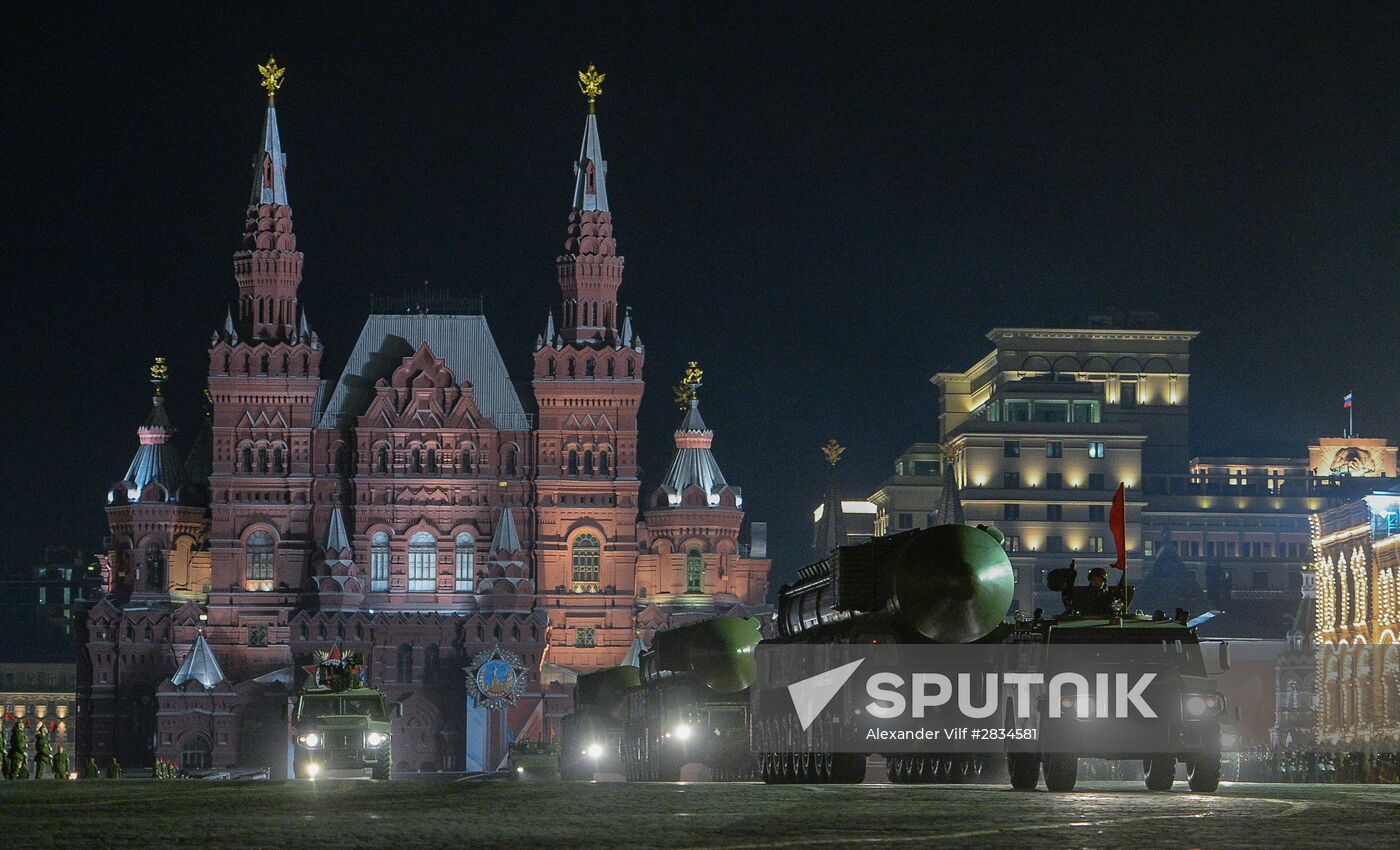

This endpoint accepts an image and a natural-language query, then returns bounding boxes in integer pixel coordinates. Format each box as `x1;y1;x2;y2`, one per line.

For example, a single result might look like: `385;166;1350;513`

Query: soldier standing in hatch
1081;567;1115;616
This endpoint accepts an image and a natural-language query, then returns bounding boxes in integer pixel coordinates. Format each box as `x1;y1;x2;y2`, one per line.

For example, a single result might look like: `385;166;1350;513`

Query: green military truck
560;665;641;780
1004;569;1233;793
293;650;396;780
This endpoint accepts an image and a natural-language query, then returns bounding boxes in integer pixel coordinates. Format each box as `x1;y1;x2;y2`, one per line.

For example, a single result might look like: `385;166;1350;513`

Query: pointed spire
298;309;311;340
223;307;237;341
816;441;848;555
252;58;289;207
489;506;524;559
171;634;226;689
325;504;351;553
621;307;634;347
544;311;556;343
621;633;646;667
117;359;186;503
572;113;609;213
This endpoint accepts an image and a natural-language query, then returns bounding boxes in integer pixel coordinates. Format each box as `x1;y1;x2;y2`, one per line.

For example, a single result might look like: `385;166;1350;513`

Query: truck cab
293;688;395;780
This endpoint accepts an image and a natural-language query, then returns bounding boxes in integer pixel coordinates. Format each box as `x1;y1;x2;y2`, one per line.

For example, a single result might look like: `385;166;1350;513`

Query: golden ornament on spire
258;56;286;102
150;356;170;397
578;64;605;113
822;439;846;466
673;361;703;410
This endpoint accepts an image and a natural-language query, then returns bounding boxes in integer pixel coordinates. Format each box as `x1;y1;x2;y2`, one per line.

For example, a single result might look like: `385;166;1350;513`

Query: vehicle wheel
1008;752;1040;790
1144;754;1176;791
1043;753;1078;792
372;757;392;781
1187;752;1221;793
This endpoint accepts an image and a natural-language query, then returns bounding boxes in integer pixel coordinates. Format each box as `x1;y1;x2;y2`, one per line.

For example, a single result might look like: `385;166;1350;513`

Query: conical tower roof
489;506;525;566
659;399;733;506
119;382;186;503
171;634;226;689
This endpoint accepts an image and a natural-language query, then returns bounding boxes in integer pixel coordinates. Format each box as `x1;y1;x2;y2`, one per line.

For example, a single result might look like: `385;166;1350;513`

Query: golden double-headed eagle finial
150;356;170;397
673;360;703;410
578;64;605;113
822;439;846;466
258;56;286;102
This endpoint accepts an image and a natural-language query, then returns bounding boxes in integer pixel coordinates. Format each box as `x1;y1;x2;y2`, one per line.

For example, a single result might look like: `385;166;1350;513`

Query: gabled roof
318;314;528;430
171;634;226;689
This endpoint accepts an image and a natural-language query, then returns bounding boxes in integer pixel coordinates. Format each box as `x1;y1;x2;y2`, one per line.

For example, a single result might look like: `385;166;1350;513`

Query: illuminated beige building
868;443;945;537
928;326;1194;611
1311;492;1400;760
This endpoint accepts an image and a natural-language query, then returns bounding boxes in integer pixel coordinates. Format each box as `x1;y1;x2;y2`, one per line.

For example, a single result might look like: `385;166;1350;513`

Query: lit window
1088;441;1106;459
1004;535;1021;552
246;531;274;590
1087;536;1105;553
686;549;703;593
574;627;596;648
370;532;390;592
454;532;474;592
1046;441;1063;458
571;534;601;593
408;532;436;592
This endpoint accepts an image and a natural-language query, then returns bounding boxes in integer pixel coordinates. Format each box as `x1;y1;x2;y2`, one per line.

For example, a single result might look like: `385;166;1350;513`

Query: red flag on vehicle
1110;482;1127;571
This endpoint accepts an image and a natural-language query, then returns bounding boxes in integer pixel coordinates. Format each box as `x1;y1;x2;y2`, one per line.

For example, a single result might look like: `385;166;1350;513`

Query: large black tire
1043;753;1078;792
372;754;392;781
1008;752;1040;790
1144;754;1176;791
1187;752;1221;793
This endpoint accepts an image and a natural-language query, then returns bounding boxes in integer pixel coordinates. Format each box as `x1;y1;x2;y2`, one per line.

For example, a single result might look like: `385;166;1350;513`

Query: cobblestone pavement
2;779;1396;849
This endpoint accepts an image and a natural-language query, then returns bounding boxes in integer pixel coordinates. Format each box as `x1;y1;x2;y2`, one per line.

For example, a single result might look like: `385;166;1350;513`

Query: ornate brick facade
82;70;771;776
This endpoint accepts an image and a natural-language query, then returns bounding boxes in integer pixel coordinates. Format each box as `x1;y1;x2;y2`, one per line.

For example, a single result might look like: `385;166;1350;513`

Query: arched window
571;533;601;593
460;448;474;475
396;644;414;683
258;448;269;474
584;450;594;476
370;532;390;592
144;543;165;590
547;357;556;377
259;354;269;375
408;532;436;592
377;446;389;473
246;531;275;591
599;451;610;476
411;448;422;473
504;447;517;476
627;359;635;377
333;446;348;474
424;643;440;683
567;358;576;377
606;358;615;377
181;737;212;771
242;447;253;473
426;448;438;474
272;446;284;474
585;359;596;377
455;532;474;592
567;450;579;476
686;549;703;593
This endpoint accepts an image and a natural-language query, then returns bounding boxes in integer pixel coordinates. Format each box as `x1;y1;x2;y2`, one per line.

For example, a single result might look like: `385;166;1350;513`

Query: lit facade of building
0;661;78;765
868;443;945;537
81;69;770;776
1311;492;1400;759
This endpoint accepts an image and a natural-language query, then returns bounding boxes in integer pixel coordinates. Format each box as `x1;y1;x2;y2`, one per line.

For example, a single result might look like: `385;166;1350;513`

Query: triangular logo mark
788;658;864;731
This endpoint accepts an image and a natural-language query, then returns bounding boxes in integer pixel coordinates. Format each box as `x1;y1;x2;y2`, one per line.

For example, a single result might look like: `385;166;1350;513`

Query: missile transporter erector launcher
755;524;1017;784
559;665;641;780
619;616;764;781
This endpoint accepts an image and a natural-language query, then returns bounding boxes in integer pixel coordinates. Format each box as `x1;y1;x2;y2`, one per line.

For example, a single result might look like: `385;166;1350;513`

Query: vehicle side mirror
1218;641;1232;673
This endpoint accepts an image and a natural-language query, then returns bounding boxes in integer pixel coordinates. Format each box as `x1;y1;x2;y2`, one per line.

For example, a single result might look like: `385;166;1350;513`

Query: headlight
306;763;320;779
674;724;693;741
586;743;604;759
1220;731;1239;749
366;732;385;747
1182;692;1223;718
300;733;321;749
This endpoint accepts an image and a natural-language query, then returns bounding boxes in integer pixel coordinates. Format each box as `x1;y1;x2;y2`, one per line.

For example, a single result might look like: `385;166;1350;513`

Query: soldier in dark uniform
1080;567;1115;616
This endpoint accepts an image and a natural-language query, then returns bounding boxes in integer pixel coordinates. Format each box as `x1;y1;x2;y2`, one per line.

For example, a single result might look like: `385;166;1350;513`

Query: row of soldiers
3;720;74;779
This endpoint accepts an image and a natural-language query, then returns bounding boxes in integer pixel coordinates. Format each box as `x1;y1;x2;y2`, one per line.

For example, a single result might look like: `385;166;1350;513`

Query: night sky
5;3;1397;583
